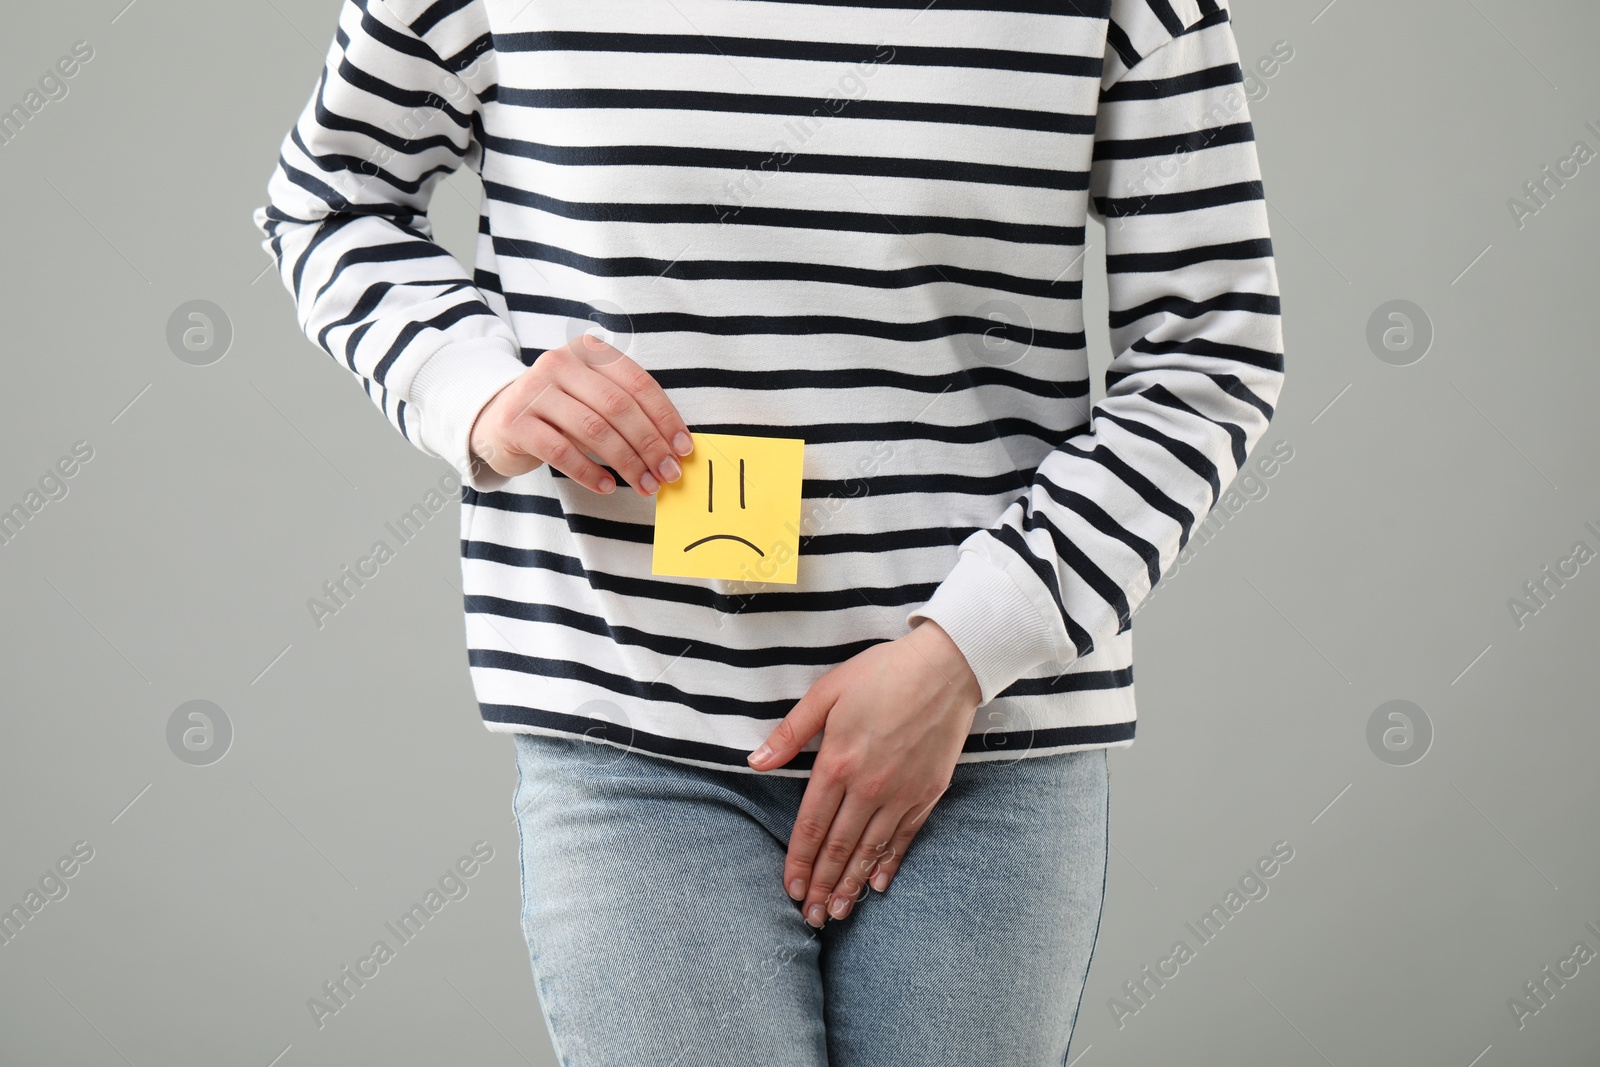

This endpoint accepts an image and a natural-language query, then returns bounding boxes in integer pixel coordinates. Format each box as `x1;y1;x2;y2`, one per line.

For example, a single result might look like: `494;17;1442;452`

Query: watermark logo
962;298;1034;368
0;439;94;549
0;841;95;949
972;701;1041;767
0;40;94;149
574;698;638;768
1108;840;1296;1029
1507;120;1600;231
167;699;233;766
1507;920;1600;1030
1366;699;1431;766
716;41;897;222
306;471;464;630
1506;521;1600;630
306;841;495;1029
564;299;635;360
1365;299;1432;367
1240;40;1296;104
1108;41;1291;226
1135;438;1294;616
166;300;233;366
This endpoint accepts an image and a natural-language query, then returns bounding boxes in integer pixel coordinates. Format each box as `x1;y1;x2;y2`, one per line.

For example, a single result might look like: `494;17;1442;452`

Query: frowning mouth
683;534;764;556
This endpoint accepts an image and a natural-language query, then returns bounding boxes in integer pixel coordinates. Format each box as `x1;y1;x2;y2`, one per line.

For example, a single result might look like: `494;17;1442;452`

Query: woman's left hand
746;620;982;927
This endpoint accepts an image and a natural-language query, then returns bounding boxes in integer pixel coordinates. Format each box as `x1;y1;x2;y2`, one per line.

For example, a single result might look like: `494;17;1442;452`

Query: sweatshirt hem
479;701;1136;778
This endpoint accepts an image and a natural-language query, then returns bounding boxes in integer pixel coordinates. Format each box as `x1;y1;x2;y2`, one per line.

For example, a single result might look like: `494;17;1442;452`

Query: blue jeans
511;732;1110;1066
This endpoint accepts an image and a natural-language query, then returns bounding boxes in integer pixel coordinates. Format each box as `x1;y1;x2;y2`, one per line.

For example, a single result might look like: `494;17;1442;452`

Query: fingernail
871;870;889;893
598;476;616;494
806;903;826;926
747;743;772;767
640;472;660;494
659;456;681;483
673;432;694;456
788;878;805;900
829;896;849;918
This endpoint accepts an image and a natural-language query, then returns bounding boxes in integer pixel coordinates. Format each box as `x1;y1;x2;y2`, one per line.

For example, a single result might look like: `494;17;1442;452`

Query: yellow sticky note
651;432;805;585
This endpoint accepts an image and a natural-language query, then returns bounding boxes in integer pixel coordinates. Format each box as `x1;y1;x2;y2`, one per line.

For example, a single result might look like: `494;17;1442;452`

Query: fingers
785;768;845;926
581;342;695;460
468;380;548;482
748;678;834;773
560;357;689;492
513;412;617;495
799;784;878;927
755;679;838;921
535;386;663;496
827;806;903;921
471;336;694;495
868;794;940;894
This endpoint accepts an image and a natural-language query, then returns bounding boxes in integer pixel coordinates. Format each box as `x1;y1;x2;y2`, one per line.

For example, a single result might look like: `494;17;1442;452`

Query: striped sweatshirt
253;0;1284;775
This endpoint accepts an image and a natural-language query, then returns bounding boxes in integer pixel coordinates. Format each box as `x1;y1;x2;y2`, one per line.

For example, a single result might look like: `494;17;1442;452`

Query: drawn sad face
651;432;805;585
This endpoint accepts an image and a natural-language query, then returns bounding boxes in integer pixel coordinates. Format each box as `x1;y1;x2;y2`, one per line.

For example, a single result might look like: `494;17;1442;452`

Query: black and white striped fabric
254;0;1284;774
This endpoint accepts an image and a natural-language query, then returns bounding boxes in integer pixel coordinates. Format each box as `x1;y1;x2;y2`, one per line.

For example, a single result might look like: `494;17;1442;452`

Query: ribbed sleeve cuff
905;549;1069;706
409;337;529;493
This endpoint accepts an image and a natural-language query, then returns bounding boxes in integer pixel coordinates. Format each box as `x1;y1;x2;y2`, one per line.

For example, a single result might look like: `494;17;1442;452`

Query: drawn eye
706;459;748;511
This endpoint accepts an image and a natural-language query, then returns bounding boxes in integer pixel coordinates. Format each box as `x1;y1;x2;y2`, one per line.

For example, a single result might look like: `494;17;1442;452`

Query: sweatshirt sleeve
907;0;1286;705
250;0;528;492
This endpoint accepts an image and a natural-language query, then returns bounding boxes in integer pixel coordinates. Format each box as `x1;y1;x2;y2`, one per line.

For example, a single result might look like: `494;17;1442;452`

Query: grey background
2;0;1597;1064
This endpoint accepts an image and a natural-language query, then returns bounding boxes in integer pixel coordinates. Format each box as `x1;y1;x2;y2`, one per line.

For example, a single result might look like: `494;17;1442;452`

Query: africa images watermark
327;36;495;205
306;841;495;1029
1107;840;1296;1030
0;440;95;549
1133;438;1294;617
1506;918;1600;1031
1506;115;1600;231
1238;40;1295;105
0;841;96;949
306;470;465;629
735;439;894;585
716;40;897;223
1504;518;1600;631
707;438;897;628
0;40;95;148
1108;40;1294;228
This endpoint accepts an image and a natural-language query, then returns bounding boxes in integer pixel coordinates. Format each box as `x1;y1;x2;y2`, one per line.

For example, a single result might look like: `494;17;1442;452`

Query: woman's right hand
467;333;694;495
